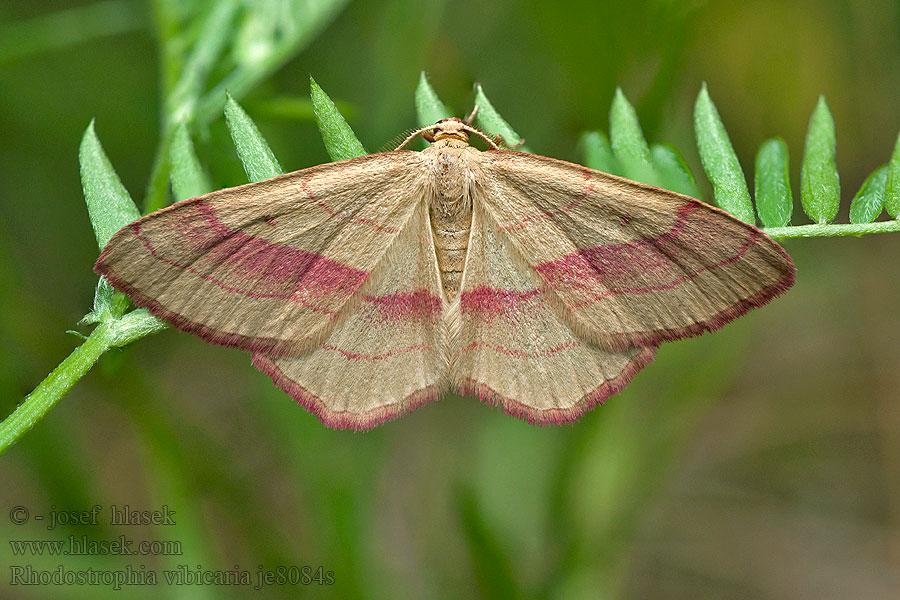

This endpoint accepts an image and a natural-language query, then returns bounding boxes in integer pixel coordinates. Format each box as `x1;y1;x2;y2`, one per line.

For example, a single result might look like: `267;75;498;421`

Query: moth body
424;140;479;300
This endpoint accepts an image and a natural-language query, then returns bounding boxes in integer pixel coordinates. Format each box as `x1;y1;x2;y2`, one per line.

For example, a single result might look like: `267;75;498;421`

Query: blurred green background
2;0;900;598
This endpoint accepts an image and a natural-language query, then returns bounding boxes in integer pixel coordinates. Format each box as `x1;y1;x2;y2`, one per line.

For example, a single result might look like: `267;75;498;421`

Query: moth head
423;118;468;143
394;118;500;151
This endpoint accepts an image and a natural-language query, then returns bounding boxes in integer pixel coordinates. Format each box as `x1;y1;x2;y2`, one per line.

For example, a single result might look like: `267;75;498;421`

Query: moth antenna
459;124;500;150
381;129;419;153
394;126;434;150
464;105;479;125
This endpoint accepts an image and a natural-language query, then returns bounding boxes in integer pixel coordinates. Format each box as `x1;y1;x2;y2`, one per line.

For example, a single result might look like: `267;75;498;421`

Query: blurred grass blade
473;84;530;152
754;138;793;228
416;72;452;127
79;120;142;249
194;0;351;127
610;88;661;187
800;96;840;223
651;143;701;198
170;122;212;202
849;165;888;224
0;0;144;65
167;0;239;121
310;76;367;161
456;485;523;600
693;83;755;224
578;131;622;175
885;129;900;218
225;93;283;182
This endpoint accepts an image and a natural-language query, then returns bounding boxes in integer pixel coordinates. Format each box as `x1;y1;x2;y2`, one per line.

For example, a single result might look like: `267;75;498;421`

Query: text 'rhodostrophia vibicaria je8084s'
96;118;795;429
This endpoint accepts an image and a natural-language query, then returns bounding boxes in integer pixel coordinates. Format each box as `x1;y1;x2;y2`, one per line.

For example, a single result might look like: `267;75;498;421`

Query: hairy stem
765;219;900;239
0;324;111;455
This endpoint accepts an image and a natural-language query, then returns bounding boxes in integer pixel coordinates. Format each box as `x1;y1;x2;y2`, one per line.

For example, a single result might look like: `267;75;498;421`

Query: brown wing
95;151;427;357
252;202;448;429
450;200;655;425
475;151;795;350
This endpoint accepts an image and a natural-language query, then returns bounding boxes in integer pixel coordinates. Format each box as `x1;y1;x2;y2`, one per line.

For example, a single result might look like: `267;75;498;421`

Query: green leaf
754;138;793;228
578;131;621;175
609;88;660;187
800;96;840;224
170;122;212;202
310;76;367;161
849;165;888;224
885;129;900;219
224;92;283;182
650;143;701;198
79;120;141;249
693;83;755;224
473;84;530;152
415;71;452;127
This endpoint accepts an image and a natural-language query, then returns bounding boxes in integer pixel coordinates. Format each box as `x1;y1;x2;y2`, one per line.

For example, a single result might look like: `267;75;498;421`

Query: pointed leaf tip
224;94;283;182
415;72;452;127
310;78;367;161
472;85;529;152
800;96;840;224
693;85;755;224
79;121;141;250
609;90;661;187
170;122;212;202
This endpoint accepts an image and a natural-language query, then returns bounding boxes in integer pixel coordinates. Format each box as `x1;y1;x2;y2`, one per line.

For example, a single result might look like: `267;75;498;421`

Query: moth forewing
475;151;795;350
96;152;428;358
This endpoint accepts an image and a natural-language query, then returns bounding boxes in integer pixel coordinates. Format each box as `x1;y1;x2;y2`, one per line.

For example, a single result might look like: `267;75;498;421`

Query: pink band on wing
363;290;442;322
534;203;759;306
138;201;369;302
460;286;542;319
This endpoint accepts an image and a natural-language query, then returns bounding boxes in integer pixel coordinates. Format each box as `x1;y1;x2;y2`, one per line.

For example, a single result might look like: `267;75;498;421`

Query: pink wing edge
252;345;656;430
250;354;446;431
459;346;658;427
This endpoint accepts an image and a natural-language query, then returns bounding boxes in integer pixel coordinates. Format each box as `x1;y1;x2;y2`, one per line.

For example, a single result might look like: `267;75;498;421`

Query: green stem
0;324;111;455
764;219;900;239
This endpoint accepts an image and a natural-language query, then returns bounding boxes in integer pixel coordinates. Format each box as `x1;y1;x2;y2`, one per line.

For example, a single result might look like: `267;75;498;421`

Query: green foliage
473;84;529;151
224;92;284;182
311;76;367;161
800;96;840;224
849;165;889;225
79;121;142;250
884;130;900;218
169;122;213;202
610;88;661;187
754;138;793;228
578;131;621;175
650;143;700;199
693;83;755;224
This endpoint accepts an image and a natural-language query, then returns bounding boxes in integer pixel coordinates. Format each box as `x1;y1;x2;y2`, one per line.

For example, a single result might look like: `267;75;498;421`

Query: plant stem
764;219;900;239
0;324;111;455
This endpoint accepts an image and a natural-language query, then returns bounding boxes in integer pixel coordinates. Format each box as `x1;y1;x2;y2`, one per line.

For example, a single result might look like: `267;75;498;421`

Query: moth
95;118;795;429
